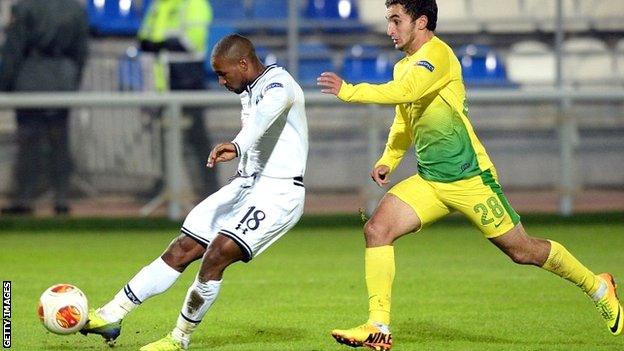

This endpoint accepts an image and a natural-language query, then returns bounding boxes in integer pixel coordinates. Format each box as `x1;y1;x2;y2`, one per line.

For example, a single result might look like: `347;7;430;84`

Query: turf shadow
192;325;309;349
395;319;515;344
394;319;623;348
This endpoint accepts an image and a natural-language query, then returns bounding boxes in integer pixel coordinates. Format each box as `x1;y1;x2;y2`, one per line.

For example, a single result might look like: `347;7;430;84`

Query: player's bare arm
317;72;344;95
371;164;391;187
207;142;237;168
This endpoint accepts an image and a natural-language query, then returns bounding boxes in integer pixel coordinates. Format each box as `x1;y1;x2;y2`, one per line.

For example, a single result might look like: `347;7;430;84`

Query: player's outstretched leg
79;308;122;346
493;227;623;336
593;273;623;336
80;257;182;345
331;323;392;351
142;233;242;349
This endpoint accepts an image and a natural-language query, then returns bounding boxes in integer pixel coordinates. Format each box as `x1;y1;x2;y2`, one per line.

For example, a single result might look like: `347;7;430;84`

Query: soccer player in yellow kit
317;1;622;350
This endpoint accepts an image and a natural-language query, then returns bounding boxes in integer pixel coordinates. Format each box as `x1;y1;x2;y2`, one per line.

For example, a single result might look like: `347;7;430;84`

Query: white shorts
181;174;305;262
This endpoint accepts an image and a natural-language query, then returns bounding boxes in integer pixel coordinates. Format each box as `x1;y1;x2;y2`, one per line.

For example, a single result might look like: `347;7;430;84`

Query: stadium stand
297;41;336;87
434;0;479;33
506;40;556;87
357;0;387;33
2;0;624;214
523;0;586;32
562;37;616;87
617;39;624;85
358;0;624;34
204;25;237;88
472;0;535;33
456;44;514;88
342;44;394;84
254;46;281;66
577;0;624;31
302;0;365;33
251;0;288;20
87;0;151;36
211;0;247;22
303;0;359;20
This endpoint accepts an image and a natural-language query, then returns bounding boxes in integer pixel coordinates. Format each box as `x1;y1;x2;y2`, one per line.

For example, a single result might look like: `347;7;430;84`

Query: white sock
99;257;181;323
591;280;608;302
171;278;222;347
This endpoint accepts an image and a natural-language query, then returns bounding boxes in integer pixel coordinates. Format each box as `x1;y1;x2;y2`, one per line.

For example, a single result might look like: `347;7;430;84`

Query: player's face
385;4;418;52
212;56;248;94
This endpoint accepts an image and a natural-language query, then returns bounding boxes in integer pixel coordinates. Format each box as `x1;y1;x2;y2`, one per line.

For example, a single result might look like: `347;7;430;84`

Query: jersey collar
247;64;277;93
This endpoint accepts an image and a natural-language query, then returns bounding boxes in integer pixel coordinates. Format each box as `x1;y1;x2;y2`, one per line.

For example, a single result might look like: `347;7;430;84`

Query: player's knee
364;220;392;245
197;247;234;282
162;236;204;272
505;247;540;266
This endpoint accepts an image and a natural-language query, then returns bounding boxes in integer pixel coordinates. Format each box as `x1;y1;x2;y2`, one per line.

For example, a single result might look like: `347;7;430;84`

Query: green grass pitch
3;215;624;350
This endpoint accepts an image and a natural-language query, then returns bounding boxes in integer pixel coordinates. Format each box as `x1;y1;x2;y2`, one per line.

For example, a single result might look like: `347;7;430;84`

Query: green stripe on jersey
480;169;521;225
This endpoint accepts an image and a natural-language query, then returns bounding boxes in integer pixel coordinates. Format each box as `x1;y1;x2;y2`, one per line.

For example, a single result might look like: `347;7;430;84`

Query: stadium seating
251;0;289;19
302;0;365;33
87;0;151;36
472;0;535;33
616;39;624;84
577;0;624;31
297;41;336;87
246;0;290;34
506;40;556;86
456;44;515;88
254;46;281;66
435;0;480;33
562;37;615;86
303;0;359;20
204;25;236;88
358;0;624;34
211;0;247;22
357;0;386;33
342;45;394;84
526;0;591;32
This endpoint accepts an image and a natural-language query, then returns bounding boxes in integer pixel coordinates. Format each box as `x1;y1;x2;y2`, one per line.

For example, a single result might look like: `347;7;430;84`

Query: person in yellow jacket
139;0;219;197
317;1;623;350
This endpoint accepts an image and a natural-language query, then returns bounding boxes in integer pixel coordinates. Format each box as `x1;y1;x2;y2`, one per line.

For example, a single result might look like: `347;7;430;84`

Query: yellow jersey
337;36;493;182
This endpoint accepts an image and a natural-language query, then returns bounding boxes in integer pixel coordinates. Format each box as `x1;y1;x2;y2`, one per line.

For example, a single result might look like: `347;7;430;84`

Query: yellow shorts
388;168;520;238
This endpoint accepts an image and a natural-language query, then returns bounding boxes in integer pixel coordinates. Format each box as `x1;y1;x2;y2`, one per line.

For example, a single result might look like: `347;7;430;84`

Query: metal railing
0;88;623;219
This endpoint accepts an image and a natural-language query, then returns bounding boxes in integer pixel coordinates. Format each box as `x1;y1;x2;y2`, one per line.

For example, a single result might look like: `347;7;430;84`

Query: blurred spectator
138;0;218;198
0;0;88;215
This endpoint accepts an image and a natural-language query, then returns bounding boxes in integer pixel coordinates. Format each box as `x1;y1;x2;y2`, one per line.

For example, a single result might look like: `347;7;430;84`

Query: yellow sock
365;246;395;326
541;240;601;295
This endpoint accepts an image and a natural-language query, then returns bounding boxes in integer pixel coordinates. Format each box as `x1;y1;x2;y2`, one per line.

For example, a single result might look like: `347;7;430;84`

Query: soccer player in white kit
80;34;308;351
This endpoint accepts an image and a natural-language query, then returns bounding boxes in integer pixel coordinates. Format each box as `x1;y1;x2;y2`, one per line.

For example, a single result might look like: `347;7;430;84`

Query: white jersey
231;64;308;178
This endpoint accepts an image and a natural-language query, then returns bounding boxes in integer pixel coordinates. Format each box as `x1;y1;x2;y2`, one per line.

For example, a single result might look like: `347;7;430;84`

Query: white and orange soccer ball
37;284;89;335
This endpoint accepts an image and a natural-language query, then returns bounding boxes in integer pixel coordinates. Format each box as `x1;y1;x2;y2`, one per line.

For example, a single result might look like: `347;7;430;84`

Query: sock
171;278;222;347
541;240;601;297
99;257;181;323
365;246;395;326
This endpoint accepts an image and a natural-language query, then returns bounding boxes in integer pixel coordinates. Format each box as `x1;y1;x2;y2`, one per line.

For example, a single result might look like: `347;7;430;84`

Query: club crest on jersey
416;60;435;72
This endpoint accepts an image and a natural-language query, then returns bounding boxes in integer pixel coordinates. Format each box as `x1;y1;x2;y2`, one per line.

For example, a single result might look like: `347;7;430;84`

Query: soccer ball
37;284;89;335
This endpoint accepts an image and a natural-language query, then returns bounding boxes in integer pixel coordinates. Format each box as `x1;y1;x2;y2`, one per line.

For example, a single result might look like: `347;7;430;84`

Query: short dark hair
385;0;437;31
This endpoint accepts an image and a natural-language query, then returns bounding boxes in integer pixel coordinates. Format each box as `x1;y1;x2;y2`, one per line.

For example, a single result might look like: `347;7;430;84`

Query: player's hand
317;72;343;95
371;165;390;187
207;142;237;168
